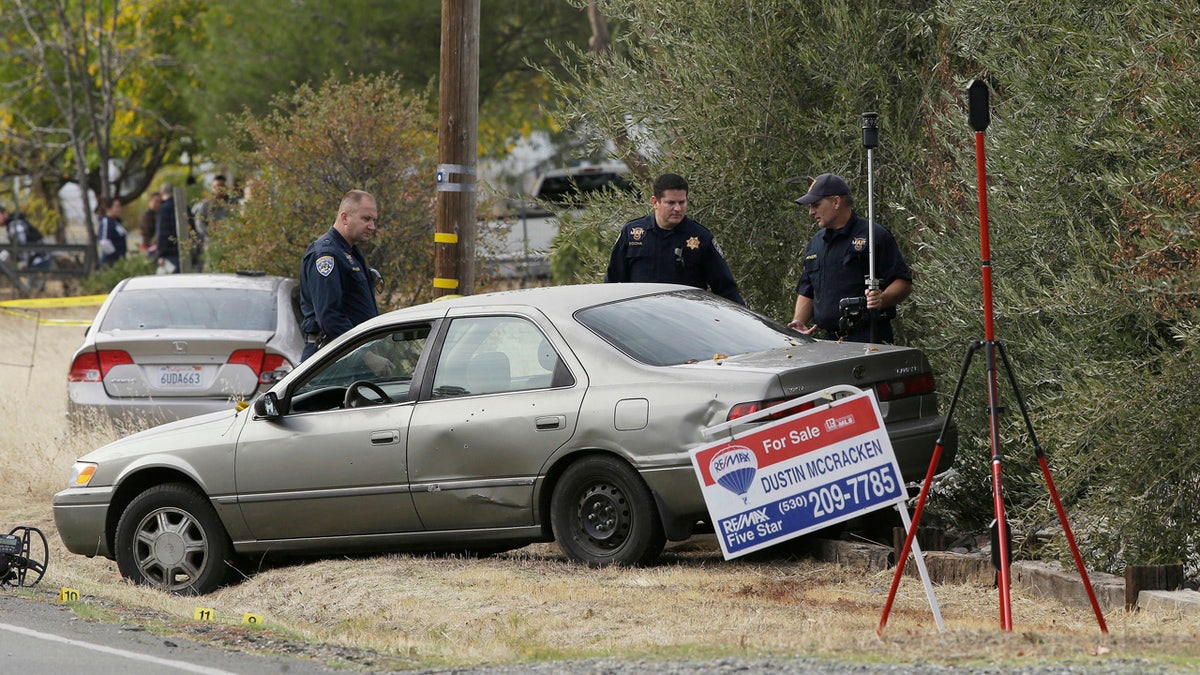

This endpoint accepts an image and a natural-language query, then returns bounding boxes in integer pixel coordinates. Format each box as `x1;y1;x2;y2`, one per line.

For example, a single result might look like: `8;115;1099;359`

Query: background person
1;204;51;270
96;197;127;267
155;183;181;273
605;173;745;305
138;191;162;256
190;174;235;271
299;189;384;363
787;173;912;343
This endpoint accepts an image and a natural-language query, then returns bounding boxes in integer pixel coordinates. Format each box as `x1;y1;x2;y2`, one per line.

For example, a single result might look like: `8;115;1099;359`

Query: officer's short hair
339;189;375;215
653;173;688;199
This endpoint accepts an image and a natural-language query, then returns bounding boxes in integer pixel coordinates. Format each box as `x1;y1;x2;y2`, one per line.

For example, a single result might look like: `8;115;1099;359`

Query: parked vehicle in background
53;283;956;594
481;161;633;280
65;272;303;428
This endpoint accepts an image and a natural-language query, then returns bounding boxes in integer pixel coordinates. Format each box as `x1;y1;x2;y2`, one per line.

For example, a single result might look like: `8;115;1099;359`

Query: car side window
289;324;430;412
430;316;565;398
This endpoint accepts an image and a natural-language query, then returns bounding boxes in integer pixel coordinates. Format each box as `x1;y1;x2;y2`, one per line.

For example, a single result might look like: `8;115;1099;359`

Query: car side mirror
253;391;282;420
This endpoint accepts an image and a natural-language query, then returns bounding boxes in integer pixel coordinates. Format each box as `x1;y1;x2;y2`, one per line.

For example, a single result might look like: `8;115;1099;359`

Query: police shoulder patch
316;255;336;277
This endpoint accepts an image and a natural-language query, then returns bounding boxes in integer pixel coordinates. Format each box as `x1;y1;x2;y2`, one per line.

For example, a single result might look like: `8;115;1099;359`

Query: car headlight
67;462;98;487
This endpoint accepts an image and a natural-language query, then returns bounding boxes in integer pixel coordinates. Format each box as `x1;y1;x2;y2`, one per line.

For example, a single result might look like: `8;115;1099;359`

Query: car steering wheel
343;380;393;409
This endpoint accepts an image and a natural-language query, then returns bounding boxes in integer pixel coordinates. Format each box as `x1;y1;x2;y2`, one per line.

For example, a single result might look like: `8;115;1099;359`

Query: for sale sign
692;389;905;559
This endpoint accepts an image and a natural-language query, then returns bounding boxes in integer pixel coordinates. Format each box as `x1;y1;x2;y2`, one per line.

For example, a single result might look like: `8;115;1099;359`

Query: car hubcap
134;507;208;591
579;483;629;549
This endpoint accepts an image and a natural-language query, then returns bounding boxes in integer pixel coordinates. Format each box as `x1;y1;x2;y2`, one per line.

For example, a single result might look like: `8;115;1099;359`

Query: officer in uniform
605;173;745;305
788;173;912;343
299;189;381;361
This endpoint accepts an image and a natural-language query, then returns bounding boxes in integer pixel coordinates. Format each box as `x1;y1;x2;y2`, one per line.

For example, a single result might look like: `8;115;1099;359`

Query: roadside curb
813;538;1198;616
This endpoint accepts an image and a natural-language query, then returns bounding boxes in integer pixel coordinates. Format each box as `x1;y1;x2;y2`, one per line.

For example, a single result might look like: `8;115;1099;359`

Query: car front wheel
114;483;233;595
550;455;666;566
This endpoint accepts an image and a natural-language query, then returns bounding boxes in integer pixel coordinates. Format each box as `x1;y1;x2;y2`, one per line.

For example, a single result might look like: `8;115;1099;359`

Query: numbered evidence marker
58;587;81;602
193;607;216;621
691;389;905;559
242;612;263;625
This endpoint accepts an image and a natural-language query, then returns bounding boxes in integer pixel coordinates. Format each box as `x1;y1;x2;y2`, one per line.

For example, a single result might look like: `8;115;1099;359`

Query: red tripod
878;80;1108;634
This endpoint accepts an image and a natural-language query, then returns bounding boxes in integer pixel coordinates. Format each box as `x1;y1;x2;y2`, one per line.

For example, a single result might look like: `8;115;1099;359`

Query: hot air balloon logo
710;445;758;504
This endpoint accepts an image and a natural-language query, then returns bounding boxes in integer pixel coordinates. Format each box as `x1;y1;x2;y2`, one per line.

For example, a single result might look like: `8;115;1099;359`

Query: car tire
550;455;666;567
114;482;233;595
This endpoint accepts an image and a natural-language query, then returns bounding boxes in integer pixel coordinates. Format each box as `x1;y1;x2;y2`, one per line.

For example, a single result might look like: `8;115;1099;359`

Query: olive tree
209;74;437;309
914;0;1200;573
547;0;1200;577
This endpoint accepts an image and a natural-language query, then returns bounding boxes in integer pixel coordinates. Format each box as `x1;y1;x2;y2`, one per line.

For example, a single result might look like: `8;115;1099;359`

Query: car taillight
227;349;265;375
228;349;293;384
68;350;133;382
875;373;936;401
260;353;293;384
727;397;815;421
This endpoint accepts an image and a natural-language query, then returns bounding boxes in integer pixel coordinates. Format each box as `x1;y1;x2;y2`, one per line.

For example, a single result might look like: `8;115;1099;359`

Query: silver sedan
52;283;956;594
65;272;303;428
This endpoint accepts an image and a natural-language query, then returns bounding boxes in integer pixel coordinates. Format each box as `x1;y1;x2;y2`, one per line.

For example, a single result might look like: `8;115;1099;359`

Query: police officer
605;173;745;305
788;173;912;343
299;189;381;361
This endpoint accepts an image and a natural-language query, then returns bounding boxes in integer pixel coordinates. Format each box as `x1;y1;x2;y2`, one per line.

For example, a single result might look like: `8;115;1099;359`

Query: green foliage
550;187;644;284
547;0;1200;577
913;1;1200;575
79;254;156;295
185;0;590;155
0;0;202;211
546;0;935;314
210;73;437;310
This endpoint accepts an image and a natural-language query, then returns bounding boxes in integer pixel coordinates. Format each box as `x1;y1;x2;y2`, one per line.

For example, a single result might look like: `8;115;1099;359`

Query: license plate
158;366;204;388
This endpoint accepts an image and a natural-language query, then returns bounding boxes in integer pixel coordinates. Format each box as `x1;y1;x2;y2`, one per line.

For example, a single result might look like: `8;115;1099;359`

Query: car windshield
575;289;809;366
100;287;277;331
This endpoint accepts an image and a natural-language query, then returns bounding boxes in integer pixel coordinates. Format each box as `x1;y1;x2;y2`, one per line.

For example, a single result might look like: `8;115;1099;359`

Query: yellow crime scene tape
0;295;106;326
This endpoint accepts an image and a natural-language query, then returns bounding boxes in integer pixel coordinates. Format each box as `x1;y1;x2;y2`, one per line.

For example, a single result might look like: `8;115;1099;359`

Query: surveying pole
861;112;880;343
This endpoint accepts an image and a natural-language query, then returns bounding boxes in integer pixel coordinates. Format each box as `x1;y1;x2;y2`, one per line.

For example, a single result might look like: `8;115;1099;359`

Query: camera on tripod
838;296;868;334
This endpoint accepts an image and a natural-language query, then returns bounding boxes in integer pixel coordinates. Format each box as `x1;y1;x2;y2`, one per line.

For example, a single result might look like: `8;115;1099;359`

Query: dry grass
3;305;1200;671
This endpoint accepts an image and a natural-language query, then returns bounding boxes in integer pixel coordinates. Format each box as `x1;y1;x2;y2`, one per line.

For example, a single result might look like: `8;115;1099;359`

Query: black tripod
878;80;1108;634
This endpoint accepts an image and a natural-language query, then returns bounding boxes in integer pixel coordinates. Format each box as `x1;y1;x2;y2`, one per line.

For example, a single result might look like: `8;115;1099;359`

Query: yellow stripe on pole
433;232;459;244
0;295;107;309
432;277;460;289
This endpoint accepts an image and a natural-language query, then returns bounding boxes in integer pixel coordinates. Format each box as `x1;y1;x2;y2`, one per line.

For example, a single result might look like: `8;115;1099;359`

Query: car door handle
535;415;565;431
371;430;400;445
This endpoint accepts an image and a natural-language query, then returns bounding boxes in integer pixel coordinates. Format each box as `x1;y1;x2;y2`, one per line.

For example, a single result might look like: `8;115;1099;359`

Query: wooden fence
0;241;96;296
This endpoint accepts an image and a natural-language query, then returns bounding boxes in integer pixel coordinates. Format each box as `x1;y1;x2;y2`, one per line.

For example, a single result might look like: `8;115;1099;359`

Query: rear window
575;289;808;366
536;172;634;207
100;287;278;331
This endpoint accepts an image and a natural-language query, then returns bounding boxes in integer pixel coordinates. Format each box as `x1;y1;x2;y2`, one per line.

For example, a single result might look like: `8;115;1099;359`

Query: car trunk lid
93;329;276;399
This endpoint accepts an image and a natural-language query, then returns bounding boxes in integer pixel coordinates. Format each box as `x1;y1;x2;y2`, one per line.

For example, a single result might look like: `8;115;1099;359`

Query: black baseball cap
794;173;850;205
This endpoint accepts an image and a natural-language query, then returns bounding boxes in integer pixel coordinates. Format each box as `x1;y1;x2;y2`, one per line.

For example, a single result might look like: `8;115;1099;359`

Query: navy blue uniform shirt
795;213;911;341
155;197;179;260
299;227;378;344
605;213;745;305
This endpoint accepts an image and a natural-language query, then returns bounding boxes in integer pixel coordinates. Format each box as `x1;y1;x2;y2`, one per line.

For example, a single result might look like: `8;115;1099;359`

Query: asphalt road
0;591;340;674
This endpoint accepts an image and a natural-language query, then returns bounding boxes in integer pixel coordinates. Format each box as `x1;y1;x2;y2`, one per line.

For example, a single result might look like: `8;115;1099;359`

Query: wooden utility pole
434;0;480;298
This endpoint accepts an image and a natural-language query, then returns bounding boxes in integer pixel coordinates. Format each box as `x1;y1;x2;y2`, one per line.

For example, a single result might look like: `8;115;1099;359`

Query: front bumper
52;486;116;559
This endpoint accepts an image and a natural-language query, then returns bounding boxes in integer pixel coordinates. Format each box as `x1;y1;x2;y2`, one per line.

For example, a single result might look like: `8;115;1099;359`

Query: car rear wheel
114;483;233;595
550;455;665;566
